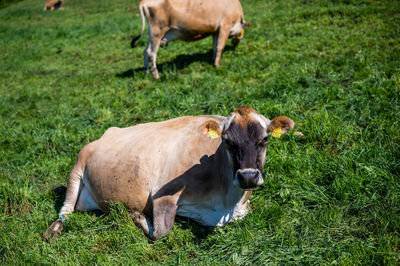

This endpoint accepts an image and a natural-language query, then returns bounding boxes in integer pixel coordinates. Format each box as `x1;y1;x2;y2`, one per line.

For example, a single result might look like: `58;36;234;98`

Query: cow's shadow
116;45;235;79
175;216;215;241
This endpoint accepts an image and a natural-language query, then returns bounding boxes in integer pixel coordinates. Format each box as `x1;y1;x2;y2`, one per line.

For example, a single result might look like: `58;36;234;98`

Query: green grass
0;0;399;264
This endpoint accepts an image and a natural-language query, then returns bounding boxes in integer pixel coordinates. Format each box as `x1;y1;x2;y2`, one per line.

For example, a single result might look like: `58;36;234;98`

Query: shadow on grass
116;45;235;79
175;216;215;242
52;186;66;212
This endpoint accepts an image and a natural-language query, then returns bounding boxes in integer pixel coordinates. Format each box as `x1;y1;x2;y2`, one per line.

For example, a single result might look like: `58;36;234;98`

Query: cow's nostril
236;169;261;189
252;171;259;180
239;169;258;179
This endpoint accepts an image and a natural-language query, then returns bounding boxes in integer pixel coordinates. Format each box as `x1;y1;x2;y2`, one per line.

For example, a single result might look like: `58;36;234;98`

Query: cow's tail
131;2;147;48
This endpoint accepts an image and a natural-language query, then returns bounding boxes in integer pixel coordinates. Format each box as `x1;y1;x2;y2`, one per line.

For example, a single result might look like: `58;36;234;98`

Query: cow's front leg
152;195;179;240
130;211;154;238
214;25;231;67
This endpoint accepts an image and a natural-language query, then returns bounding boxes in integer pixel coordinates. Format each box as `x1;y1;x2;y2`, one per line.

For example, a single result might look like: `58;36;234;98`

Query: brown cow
42;107;294;241
130;0;247;79
43;0;64;10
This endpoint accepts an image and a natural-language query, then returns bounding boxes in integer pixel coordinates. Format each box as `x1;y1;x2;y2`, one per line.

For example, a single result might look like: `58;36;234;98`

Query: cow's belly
83;153;153;214
176;199;249;227
163;29;212;43
75;182;101;212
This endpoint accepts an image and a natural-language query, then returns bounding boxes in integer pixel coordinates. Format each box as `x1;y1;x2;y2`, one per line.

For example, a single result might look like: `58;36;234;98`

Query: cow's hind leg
147;32;164;79
143;6;168;79
42;168;82;241
42;143;94;241
143;41;150;72
143;30;165;79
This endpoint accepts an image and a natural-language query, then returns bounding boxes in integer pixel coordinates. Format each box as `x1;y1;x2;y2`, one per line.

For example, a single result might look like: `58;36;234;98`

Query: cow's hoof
42;219;64;242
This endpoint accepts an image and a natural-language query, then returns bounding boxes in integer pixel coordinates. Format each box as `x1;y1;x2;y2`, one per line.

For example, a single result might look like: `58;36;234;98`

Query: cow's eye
224;138;237;150
258;136;269;146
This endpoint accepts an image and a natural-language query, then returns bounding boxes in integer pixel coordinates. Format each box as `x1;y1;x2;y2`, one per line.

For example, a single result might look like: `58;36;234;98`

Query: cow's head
231;21;251;47
220;107;294;190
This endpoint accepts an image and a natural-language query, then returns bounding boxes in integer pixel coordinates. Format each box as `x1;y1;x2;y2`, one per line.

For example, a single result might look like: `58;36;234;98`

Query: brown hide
85;116;226;215
43;0;64;10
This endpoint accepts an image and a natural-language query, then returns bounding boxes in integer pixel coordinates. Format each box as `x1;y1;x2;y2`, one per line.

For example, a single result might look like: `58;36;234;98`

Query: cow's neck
176;143;251;227
215;143;250;210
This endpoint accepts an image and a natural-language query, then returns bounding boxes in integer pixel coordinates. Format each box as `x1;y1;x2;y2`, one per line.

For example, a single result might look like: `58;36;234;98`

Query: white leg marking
59;169;82;215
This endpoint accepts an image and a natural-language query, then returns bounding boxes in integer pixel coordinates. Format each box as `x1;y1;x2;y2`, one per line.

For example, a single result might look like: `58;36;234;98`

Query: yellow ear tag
208;129;220;139
241;28;245;37
271;127;282;138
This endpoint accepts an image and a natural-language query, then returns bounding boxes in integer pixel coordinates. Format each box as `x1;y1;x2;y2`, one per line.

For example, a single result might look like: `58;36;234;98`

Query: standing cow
43;0;64;10
42;107;294;241
131;0;248;79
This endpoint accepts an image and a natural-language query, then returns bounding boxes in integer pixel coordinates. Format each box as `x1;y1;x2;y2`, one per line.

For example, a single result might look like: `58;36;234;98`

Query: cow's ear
267;116;294;138
199;120;222;139
244;21;252;27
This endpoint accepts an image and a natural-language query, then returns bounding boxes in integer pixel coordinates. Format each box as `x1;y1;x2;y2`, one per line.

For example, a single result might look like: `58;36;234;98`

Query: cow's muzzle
233;168;264;190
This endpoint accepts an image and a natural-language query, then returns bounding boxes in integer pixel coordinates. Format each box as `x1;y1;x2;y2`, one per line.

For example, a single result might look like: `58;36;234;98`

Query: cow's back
83;115;224;214
144;0;243;33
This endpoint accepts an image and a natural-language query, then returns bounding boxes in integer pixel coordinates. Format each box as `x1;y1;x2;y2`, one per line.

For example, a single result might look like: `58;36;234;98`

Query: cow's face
221;107;294;190
230;21;251;46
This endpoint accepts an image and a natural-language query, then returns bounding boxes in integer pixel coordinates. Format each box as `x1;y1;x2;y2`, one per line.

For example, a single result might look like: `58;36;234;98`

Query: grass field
0;0;399;264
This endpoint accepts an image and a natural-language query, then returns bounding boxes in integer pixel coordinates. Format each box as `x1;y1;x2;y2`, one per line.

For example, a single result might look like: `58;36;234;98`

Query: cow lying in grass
43;107;294;241
43;0;64;10
131;0;249;79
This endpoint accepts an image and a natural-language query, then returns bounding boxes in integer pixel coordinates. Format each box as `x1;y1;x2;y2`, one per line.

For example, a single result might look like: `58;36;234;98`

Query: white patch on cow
229;21;242;36
177;198;249;226
251;113;267;129
257;176;264;186
177;173;250;227
75;177;101;212
222;113;236;132
161;29;181;46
